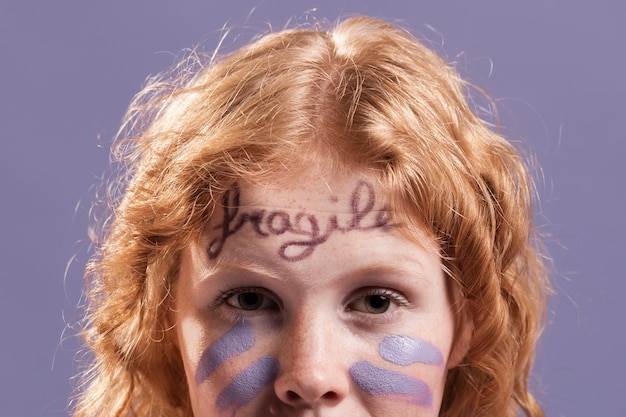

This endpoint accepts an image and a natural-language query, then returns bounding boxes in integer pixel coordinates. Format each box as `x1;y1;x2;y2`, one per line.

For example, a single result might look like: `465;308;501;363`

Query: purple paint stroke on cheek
379;335;444;366
216;356;280;412
195;319;254;385
349;361;432;407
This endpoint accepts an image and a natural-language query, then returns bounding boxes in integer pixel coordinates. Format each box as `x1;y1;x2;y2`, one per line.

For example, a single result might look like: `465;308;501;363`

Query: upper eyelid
214;287;281;309
213;286;411;312
218;285;409;299
345;286;411;307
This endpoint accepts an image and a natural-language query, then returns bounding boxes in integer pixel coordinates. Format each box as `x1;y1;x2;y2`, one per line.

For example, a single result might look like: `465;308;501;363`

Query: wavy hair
74;15;548;417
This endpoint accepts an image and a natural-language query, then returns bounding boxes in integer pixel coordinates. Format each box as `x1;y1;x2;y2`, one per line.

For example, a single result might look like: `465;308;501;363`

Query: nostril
286;389;339;404
321;391;339;401
286;390;301;401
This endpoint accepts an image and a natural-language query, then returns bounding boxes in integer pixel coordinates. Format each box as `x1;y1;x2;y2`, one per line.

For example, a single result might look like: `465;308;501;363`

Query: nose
273;315;350;408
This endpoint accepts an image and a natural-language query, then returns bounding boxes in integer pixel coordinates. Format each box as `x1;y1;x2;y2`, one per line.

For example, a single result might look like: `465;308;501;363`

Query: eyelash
213;286;410;315
349;287;410;308
214;287;279;310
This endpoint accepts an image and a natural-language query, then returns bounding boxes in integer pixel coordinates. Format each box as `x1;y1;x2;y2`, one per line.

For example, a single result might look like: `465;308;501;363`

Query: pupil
366;295;390;313
238;292;262;310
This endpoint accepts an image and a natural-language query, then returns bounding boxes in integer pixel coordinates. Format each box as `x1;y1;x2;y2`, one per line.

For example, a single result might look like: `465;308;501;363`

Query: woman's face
174;170;462;417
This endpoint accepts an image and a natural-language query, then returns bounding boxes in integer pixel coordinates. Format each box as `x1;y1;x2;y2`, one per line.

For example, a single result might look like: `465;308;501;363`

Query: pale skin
174;169;467;417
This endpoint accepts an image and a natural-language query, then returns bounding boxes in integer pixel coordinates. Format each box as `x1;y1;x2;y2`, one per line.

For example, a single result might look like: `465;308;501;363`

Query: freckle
329;195;339;203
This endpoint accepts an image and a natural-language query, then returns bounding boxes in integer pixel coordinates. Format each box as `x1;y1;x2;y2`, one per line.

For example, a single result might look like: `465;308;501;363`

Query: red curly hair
75;15;548;417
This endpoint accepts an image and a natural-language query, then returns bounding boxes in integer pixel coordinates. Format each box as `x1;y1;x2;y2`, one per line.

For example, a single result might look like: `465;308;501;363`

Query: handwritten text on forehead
207;181;393;262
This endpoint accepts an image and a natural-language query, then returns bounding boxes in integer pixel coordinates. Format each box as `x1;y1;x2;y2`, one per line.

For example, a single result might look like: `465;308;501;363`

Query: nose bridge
284;307;339;373
273;306;350;407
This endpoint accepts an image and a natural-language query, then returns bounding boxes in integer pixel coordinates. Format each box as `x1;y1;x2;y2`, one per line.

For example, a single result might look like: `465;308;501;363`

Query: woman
75;16;548;417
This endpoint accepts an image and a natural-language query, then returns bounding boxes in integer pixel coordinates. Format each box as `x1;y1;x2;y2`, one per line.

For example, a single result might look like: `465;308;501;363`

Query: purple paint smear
349;361;432;407
216;356;280;411
379;335;444;366
195;319;254;385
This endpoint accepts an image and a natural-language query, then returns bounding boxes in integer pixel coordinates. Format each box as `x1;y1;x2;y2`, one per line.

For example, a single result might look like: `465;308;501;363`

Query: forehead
199;168;439;268
233;169;384;212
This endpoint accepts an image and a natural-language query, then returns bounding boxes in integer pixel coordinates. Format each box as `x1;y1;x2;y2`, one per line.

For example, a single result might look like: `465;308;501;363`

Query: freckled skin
195;319;254;385
174;170;459;417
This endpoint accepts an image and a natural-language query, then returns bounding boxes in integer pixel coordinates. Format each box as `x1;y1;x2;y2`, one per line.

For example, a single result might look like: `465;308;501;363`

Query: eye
348;288;408;314
362;294;391;314
235;292;264;310
221;288;279;312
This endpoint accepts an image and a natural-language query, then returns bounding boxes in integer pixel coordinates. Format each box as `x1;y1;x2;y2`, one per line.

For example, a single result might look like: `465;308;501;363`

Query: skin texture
174;169;460;417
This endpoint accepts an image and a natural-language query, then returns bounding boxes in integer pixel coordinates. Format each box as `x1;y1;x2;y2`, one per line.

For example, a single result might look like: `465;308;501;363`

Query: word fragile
207;181;392;261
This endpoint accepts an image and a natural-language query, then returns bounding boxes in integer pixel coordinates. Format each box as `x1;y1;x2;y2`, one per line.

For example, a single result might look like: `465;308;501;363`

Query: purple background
1;1;624;415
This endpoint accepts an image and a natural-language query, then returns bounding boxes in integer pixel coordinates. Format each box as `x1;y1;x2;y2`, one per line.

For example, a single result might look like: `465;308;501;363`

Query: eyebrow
343;261;435;286
196;249;288;285
196;245;437;289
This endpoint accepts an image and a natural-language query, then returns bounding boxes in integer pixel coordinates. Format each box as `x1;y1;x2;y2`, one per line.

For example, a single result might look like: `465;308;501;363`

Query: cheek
379;335;444;366
215;356;279;411
350;361;433;407
349;335;447;410
182;319;279;414
195;319;254;384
